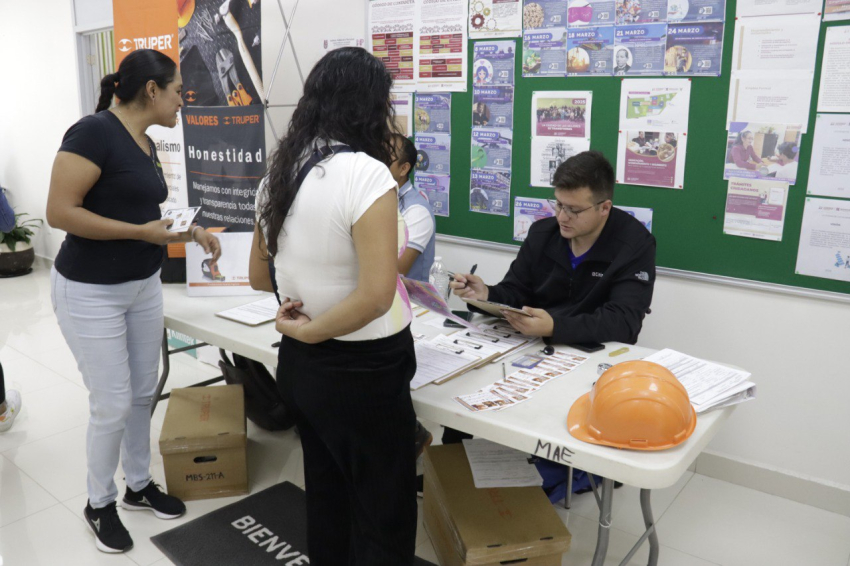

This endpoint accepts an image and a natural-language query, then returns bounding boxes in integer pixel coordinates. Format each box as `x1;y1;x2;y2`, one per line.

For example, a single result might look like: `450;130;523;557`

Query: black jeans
277;327;418;566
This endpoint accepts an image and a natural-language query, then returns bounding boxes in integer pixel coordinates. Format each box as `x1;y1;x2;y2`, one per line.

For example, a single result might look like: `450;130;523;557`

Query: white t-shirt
399;185;434;253
256;151;412;341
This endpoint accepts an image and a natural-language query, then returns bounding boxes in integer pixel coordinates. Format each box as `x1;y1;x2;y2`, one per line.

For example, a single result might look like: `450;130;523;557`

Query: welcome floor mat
151;481;436;565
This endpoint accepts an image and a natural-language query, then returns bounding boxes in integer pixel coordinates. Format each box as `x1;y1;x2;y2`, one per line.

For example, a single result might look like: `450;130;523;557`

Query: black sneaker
121;480;186;519
84;501;133;554
415;474;424;498
414;421;433;459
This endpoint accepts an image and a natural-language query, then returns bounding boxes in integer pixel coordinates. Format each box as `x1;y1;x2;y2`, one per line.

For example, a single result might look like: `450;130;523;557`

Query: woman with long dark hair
253;47;417;565
46;49;220;553
730;130;761;170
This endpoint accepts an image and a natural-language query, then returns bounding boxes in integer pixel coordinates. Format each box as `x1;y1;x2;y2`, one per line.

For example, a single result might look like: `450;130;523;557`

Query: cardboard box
423;444;571;566
159;385;248;501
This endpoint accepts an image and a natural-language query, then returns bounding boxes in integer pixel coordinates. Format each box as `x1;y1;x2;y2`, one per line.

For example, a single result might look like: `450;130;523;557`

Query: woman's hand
275;299;314;343
139;219;181;245
192;227;222;262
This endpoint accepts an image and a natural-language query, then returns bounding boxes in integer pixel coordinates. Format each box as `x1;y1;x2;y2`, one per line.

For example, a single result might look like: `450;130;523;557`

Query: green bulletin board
431;3;850;296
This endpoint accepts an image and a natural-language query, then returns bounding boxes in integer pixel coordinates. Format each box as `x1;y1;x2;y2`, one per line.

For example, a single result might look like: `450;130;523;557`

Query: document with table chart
462;438;544;489
410;339;482;390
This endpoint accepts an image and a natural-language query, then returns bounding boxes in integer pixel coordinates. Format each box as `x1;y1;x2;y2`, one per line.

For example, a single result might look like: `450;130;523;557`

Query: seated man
390;134;436;282
445;151;656;449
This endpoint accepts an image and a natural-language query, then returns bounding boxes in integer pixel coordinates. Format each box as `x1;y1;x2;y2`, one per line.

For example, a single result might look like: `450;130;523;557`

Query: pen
460;264;479;289
502;362;506;378
271;341;281;348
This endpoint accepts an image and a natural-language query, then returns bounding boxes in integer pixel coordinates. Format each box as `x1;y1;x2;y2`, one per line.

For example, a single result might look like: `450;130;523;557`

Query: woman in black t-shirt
46;49;220;555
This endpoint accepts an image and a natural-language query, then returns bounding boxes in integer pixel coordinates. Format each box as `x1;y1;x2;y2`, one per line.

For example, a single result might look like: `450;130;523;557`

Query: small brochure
162;206;201;232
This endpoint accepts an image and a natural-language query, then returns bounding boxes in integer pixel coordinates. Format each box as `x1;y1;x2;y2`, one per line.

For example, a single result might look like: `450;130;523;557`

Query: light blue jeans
51;267;162;508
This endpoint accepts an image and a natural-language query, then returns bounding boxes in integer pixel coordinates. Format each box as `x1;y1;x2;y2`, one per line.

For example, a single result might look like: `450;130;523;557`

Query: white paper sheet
416;0;469;92
824;0;850;20
468;0;522;39
369;0;417;92
642;349;752;408
410;340;482;390
215;296;280;326
735;0;823;17
795;198;850;283
723;178;788;241
730;14;820;73
817;26;850;113
807;114;850;199
462;439;544;488
726;71;814;133
619;79;692;131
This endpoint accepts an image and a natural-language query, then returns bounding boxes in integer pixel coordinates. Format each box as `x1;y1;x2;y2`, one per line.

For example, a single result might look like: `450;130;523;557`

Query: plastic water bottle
429;256;450;301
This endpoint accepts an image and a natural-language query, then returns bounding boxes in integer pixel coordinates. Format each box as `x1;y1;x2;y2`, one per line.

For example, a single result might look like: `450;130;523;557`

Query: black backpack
218;350;295;431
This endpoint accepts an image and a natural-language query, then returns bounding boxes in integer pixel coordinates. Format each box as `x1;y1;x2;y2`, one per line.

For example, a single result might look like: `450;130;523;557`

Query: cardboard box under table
159;385;248;501
423;444;571;566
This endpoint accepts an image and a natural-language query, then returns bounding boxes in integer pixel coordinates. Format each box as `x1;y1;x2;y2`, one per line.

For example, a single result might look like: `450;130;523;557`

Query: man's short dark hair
552;150;614;202
393;134;418;173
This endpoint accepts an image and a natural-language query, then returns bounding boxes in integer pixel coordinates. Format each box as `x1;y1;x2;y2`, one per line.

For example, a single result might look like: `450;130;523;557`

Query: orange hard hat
567;360;697;451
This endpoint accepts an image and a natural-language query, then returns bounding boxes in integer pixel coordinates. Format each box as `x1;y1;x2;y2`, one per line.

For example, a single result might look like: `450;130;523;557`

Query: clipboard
462;298;534;319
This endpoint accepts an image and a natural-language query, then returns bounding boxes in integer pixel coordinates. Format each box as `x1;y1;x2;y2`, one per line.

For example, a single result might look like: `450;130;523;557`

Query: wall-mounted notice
807;114;850;199
667;0;726;22
391;93;414;136
514;197;556;241
664;22;724;77
469;0;522;39
613;23;667;76
530;91;592;187
415;93;452;133
615;205;653;231
817;26;850;113
824;0;850;21
567;25;615;76
736;0;823;17
724;178;789;241
369;0;417;92
723;122;802;185
417;0;469;92
568;0;616;26
796;198;850;283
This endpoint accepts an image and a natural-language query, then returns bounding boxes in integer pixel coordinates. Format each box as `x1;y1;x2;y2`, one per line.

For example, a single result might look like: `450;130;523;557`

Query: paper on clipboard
462;298;532;318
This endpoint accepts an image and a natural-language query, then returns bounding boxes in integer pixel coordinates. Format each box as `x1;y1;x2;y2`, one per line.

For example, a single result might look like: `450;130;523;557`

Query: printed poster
795;198;850;283
113;0;179;66
473;86;515;128
726;72;814;133
522;0;568;29
724;178;788;241
472;129;513;171
568;0;616;26
530;137;591;187
807;114;850;199
414;93;452;133
183;106;266;231
149;120;189;211
415;173;451;216
817;26;850;113
391;93;414;136
615;0;668;23
665;22;724;76
414;133;452;176
567;25;615;76
369;0;417;92
615;205;653;231
469;0;523;38
470;170;511;215
417;0;468;92
473;39;517;85
619;78;691;131
617;130;686;188
186;233;261;297
178;0;263;107
522;28;568;77
824;0;850;20
723;122;802;185
667;0;726;21
532;91;592;138
613;23;667;76
514;197;556;241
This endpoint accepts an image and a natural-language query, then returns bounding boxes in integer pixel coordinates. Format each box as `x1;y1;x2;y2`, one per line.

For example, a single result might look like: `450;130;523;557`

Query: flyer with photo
514;197;557;241
665;22;724;76
470;170;511;215
473;86;515;129
568;0;616;26
162;206;201;232
469;0;523;39
723;122;802;185
724;178;788;241
619;78;691;131
667;0;726;22
471;128;513;171
615;205;653;232
522;0;568;29
413;133;451;176
613;23;667;76
532;91;592;138
414;93;452;134
472;40;517;86
522;28;568;77
615;0;668;23
531;137;591;187
616;130;686;188
567;25;615;76
414;172;451;217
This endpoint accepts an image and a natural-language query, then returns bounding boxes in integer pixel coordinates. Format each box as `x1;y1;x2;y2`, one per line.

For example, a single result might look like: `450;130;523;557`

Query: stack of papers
215;296;280;326
462;439;543;489
453;350;588;412
643;349;756;413
410;338;483;390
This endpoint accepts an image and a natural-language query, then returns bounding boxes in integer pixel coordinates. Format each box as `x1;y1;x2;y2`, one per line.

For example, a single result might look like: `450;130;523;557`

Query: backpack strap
293;144;354;191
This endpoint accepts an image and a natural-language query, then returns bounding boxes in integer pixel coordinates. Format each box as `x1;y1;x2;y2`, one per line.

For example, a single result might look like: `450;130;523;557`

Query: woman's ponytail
95;73;119;113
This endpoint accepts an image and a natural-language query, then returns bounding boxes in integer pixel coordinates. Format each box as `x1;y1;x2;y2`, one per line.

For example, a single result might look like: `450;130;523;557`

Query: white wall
437;239;850;496
3;0;847;509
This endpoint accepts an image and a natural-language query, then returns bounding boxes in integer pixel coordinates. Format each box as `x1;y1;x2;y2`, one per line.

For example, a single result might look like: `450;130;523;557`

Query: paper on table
693;381;757;413
462;438;543;489
215;296;280;326
643;348;751;408
410;340;482;390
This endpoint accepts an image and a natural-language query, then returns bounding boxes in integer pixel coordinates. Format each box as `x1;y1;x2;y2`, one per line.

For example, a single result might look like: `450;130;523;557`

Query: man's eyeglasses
547;199;607;220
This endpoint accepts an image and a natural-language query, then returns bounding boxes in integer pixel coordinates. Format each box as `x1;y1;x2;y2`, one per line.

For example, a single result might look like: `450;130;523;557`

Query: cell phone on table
569;342;605;353
444;310;473;328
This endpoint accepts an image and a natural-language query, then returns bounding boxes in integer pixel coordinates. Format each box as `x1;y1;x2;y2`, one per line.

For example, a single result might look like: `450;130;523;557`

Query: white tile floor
1;260;849;566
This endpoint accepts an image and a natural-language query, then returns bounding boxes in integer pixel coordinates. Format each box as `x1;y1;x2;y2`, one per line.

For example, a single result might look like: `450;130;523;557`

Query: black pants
277;327;418;566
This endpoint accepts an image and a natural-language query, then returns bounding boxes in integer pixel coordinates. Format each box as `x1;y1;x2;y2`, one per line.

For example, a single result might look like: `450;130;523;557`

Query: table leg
590;477;614;566
641;489;660;566
565;466;574;509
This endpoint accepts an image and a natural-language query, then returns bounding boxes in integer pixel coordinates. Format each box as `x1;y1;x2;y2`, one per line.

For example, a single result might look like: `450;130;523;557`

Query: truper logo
118;39;133;52
118;35;174;53
184;91;197;103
